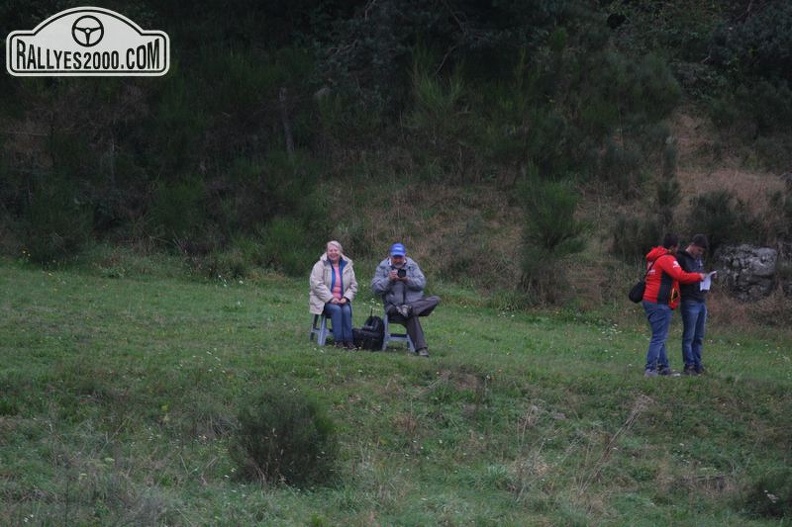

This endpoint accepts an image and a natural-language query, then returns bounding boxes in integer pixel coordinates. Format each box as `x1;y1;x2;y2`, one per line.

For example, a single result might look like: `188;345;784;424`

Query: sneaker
683;365;698;376
644;369;658;377
344;341;357;351
695;365;706;375
658;367;680;377
417;347;430;357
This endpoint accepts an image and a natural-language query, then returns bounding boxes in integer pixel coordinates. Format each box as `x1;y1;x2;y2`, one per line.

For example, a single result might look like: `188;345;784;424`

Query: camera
392;266;407;278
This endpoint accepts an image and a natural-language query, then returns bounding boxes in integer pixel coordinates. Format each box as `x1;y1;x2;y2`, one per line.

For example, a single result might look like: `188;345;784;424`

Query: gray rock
713;244;777;301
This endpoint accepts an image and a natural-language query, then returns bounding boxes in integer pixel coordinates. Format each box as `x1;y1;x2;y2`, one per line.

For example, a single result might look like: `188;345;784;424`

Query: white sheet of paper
700;271;717;291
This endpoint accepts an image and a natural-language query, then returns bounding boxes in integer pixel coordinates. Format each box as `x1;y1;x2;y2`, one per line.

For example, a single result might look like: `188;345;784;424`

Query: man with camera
371;242;440;357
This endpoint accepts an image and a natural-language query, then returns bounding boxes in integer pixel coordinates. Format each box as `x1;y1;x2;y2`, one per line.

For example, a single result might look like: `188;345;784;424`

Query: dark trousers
387;295;440;350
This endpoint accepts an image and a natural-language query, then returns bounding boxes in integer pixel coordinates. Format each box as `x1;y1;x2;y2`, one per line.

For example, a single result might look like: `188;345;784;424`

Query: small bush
685;191;757;252
610;214;662;263
740;467;792;519
230;387;338;488
149;179;206;240
518;174;588;304
597;140;644;196
260;217;325;276
519;175;587;257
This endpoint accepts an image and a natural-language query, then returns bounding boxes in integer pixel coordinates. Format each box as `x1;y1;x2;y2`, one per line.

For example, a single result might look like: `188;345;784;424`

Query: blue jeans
681;300;707;368
643;301;672;371
323;303;353;344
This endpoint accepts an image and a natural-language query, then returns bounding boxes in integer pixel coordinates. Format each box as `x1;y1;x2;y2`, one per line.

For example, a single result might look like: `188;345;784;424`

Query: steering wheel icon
72;16;104;47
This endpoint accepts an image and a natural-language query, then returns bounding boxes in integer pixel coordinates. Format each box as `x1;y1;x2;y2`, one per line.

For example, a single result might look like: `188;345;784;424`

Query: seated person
371;242;439;357
309;240;358;349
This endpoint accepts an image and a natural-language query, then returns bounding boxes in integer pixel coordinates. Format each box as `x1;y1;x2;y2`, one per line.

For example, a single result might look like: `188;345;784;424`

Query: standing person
309;241;358;349
677;234;713;375
641;234;706;377
371;242;440;357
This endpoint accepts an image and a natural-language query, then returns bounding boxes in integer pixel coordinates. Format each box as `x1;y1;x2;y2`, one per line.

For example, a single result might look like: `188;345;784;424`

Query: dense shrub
703;2;792;155
685;191;757;253
518;174;587;303
740;467;792;519
610;214;662;263
316;0;591;116
597;139;644;196
710;3;792;86
149;179;206;240
230;387;338;488
260;217;326;276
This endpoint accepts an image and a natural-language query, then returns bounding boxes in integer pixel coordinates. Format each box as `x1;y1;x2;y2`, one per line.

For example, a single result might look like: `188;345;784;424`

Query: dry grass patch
672;109;786;222
708;289;792;331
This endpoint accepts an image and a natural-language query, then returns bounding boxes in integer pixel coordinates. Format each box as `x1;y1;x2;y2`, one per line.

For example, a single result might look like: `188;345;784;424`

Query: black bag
353;312;384;350
628;280;646;303
628;259;658;303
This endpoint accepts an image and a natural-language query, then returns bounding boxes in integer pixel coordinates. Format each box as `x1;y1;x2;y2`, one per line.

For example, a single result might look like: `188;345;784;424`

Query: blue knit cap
390;243;406;257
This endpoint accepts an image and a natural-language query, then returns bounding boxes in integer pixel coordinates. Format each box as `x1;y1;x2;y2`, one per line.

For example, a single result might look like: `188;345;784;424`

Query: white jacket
309;253;358;314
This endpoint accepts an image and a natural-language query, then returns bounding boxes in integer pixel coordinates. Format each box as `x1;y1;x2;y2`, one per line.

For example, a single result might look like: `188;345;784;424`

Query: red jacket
642;246;702;309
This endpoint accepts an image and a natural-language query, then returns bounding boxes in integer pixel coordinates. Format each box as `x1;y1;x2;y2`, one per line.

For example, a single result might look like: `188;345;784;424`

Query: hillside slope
320;107;786;313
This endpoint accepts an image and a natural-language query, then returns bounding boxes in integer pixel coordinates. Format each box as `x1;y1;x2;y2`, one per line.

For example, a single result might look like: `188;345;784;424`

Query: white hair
326;240;343;253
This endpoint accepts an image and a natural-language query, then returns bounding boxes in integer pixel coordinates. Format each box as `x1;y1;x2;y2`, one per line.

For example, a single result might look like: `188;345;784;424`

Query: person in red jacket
642;234;706;377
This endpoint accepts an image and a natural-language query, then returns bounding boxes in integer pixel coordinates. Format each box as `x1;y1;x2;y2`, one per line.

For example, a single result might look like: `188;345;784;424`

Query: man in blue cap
371;242;440;357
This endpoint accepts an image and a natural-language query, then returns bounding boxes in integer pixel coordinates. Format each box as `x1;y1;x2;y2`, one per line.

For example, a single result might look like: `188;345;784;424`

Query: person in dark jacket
677;234;714;375
642;234;705;377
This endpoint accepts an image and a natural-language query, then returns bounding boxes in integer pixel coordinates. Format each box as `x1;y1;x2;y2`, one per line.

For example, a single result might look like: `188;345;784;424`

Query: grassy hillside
312;105;791;315
1;258;790;526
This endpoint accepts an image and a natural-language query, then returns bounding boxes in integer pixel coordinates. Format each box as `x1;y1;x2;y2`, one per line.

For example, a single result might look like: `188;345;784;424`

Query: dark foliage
230;388;338;488
317;0;595;115
518;172;588;303
1;0;790;281
709;2;792;85
706;2;792;134
686;191;757;253
740;467;792;519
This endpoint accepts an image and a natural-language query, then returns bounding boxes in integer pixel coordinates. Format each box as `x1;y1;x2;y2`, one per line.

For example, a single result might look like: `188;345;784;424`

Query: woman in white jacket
309;241;358;349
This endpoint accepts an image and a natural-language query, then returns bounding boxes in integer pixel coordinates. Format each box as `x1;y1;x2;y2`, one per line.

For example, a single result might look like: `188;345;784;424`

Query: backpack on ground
353;310;384;350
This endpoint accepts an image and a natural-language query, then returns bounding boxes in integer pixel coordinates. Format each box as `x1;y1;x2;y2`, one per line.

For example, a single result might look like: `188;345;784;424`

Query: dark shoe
417;347;429;357
333;342;345;349
659;367;680;377
683;365;698;376
695;365;706;375
344;341;357;350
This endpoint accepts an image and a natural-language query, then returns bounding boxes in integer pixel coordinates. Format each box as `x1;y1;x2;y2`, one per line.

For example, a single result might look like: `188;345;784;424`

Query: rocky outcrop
713;245;778;301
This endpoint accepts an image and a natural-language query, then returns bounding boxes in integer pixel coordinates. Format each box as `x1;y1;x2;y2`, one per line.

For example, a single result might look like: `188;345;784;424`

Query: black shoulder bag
628;259;658;303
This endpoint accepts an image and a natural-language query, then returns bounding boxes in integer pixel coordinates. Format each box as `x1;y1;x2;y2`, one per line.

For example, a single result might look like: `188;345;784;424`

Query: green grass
1;259;790;526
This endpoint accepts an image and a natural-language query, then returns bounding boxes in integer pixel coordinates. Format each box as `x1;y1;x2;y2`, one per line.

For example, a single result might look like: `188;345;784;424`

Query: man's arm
662;256;703;284
371;263;392;295
406;261;426;290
